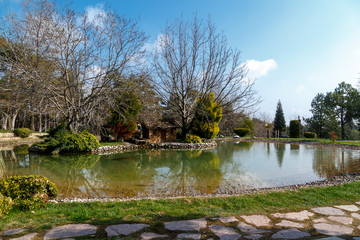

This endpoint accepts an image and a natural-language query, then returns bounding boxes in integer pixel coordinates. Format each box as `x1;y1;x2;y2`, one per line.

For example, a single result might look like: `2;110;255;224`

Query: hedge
304;131;317;138
234;128;250;137
289;120;300;138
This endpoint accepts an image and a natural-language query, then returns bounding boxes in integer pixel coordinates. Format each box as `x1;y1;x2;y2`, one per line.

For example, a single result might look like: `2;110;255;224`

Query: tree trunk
0;114;8;130
9;112;18;130
341;110;345;140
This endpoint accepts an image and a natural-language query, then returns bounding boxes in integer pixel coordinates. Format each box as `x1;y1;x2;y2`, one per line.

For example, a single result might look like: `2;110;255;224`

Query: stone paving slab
271;228;310;239
240;215;271;227
140;232;168;239
311;207;346;216
176;233;201;239
314;223;353;236
244;234;263;239
237;222;269;234
316;237;345;240
212;216;239;223
4;229;28;236
328;216;353;225
334;204;359;212
44;224;97;240
165;219;207;231
105;223;149;237
351;213;360;220
209;225;241;240
10;233;37;240
275;220;304;228
313;217;328;223
271;210;314;221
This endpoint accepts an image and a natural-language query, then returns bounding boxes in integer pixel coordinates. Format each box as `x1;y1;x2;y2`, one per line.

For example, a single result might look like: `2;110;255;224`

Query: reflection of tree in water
274;143;285;168
147;150;223;196
0;153;5;178
215;141;252;166
312;148;360;178
37;154;101;198
96;151;157;198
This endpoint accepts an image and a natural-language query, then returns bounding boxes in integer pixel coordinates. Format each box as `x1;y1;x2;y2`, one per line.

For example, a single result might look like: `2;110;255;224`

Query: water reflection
274;143;285;168
312;148;360;178
3;142;360;199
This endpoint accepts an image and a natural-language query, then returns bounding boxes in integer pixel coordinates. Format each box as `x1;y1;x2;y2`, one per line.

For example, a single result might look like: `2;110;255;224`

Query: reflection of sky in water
3;142;360;199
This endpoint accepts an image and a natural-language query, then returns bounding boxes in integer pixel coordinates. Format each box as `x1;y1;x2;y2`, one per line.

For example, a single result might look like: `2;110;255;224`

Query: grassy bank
1;181;360;232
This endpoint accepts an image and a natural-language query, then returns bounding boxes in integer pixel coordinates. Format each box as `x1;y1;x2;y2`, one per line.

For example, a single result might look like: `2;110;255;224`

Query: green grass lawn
229;137;360;147
2;181;360;232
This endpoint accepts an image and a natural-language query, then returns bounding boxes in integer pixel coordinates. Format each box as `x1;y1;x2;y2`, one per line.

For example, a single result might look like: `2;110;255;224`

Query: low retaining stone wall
0;132;48;142
92;141;217;154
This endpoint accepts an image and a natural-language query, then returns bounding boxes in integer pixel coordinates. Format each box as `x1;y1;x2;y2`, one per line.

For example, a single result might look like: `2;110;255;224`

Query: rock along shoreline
91;141;217;154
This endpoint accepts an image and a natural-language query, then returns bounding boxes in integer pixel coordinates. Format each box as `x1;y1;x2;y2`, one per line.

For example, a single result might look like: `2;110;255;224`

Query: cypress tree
273;100;286;137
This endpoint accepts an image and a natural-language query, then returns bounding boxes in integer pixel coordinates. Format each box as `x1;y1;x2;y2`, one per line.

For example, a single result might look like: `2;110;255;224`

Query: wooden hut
142;121;178;143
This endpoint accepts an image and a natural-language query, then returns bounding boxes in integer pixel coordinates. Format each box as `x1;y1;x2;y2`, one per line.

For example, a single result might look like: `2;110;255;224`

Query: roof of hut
142;121;178;130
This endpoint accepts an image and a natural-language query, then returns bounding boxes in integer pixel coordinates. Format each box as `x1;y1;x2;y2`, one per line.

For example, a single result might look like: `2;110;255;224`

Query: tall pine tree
273;100;286;137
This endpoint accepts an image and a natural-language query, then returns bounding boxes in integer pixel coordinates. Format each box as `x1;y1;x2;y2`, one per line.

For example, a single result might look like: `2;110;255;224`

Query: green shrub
304;131;317;138
13;128;31;138
184;135;202;143
61;131;100;152
33;124;100;154
0;175;58;210
0;193;13;215
234;128;250;137
289;120;300;138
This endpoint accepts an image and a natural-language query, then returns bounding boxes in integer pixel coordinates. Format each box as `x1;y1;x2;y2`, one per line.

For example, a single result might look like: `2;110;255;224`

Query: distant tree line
304;82;360;140
0;0;259;139
269;82;360;140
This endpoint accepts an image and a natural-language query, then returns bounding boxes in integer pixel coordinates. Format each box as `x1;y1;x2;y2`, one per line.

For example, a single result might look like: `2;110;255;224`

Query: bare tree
153;16;260;138
0;0;147;132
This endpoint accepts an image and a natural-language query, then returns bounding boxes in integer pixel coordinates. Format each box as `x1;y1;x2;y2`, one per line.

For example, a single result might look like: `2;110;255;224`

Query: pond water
1;141;360;199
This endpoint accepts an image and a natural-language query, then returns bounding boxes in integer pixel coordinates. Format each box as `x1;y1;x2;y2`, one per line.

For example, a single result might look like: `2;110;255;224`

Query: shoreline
51;173;360;203
216;137;360;150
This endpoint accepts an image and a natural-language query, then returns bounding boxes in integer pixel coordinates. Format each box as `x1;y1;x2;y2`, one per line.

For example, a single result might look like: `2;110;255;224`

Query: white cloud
296;85;305;92
245;59;277;79
142;34;169;54
85;4;105;25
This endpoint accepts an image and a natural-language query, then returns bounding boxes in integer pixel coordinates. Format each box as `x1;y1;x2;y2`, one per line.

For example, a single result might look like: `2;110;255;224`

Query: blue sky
2;0;360;122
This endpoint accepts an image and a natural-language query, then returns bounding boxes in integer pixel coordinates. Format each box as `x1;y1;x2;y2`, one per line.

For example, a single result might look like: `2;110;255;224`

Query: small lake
1;141;360;199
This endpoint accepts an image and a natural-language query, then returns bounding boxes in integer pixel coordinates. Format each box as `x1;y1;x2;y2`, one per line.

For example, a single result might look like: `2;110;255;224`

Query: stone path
3;202;360;239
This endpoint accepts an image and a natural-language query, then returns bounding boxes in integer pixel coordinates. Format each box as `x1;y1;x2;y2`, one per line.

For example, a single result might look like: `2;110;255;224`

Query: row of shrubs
0;175;58;215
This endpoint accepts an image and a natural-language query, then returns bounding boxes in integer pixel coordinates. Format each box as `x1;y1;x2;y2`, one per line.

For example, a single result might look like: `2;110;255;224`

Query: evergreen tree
273;100;286;137
192;92;223;139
